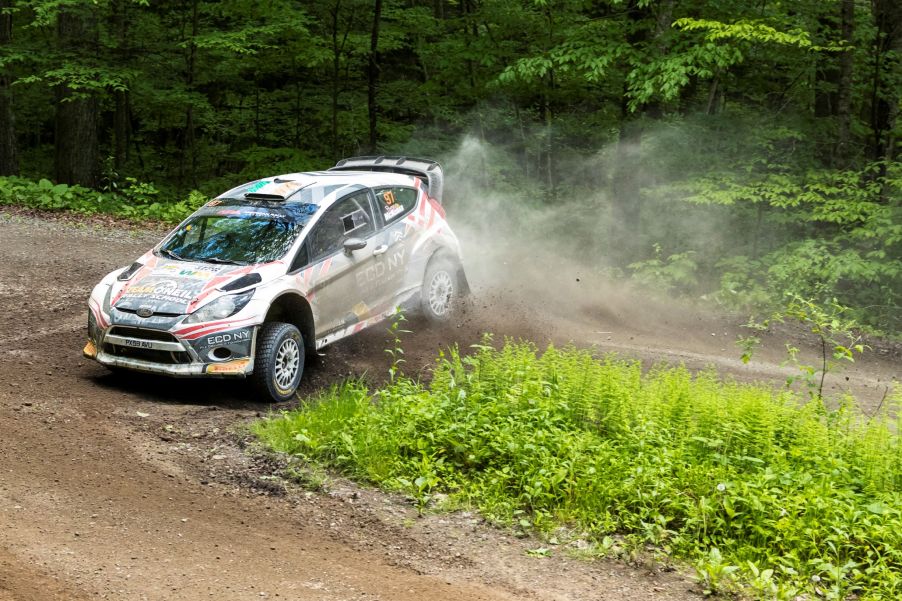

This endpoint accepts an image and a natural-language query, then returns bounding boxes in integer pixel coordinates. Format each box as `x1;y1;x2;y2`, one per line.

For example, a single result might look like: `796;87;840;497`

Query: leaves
254;342;902;599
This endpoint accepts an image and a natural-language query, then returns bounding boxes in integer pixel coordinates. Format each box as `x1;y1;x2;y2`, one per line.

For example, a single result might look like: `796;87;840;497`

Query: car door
370;186;421;306
304;190;382;338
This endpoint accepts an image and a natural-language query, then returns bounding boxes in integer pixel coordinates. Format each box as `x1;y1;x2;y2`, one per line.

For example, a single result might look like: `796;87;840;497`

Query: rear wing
330;156;444;203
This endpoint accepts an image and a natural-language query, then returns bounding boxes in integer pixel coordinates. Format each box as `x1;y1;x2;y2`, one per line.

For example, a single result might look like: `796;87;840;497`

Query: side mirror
343;237;367;253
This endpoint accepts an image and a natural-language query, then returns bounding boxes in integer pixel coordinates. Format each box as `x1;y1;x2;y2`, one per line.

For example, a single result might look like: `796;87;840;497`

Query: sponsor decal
157;263;223;280
355;248;405;286
203;328;251;347
125;279;194;304
383;204;404;221
245;180;269;194
352;302;369;320
175;317;256;340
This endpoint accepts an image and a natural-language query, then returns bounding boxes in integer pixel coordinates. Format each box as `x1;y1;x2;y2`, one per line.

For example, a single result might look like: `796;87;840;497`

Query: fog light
211;347;232;361
83;340;97;358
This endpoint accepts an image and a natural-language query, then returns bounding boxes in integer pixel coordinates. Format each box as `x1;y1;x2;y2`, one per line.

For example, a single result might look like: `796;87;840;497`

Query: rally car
84;156;468;402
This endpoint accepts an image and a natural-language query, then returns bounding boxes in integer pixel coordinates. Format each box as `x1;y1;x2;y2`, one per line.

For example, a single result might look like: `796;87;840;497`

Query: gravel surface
0;209;897;600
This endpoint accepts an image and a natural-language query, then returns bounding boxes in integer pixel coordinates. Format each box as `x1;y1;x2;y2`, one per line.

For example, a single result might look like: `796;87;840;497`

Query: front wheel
252;322;305;402
420;259;460;323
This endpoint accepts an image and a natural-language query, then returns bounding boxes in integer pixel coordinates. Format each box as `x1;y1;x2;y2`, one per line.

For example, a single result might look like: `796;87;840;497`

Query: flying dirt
0;210;897;601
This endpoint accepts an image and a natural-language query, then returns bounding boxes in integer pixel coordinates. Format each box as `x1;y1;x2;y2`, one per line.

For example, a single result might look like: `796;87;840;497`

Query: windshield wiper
159;248;185;261
200;256;246;265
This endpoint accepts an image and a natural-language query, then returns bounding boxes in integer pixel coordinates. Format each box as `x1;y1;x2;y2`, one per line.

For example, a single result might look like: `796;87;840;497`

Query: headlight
88;310;100;342
102;285;113;313
182;290;254;324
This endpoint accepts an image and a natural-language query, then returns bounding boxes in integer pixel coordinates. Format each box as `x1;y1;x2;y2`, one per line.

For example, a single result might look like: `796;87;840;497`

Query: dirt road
0;212;897;600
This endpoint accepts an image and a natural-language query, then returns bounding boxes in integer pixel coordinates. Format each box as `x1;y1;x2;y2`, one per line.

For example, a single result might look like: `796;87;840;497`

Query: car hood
112;257;271;316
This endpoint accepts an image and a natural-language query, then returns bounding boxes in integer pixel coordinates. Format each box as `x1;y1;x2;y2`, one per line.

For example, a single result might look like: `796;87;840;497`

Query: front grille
103;344;192;365
108;326;179;343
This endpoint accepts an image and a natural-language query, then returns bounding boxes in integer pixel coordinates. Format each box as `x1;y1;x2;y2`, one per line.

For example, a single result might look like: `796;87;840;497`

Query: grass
252;339;902;598
248;341;900;598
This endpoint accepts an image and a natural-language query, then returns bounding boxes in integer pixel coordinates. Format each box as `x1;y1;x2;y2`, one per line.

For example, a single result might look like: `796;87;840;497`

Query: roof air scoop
244;193;286;201
244;179;310;201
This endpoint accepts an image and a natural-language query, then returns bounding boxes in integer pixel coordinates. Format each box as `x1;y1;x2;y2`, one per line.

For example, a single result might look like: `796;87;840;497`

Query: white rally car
84;156;468;401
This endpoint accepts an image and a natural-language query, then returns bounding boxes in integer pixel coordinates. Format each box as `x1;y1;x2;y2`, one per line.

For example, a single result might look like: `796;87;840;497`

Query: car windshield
159;214;301;265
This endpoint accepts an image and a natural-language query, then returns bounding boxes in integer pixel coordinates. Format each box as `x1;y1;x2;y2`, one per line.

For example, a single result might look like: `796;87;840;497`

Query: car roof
216;170;421;209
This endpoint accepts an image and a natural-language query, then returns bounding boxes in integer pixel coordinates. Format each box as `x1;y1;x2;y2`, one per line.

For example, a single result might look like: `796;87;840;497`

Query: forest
0;0;900;333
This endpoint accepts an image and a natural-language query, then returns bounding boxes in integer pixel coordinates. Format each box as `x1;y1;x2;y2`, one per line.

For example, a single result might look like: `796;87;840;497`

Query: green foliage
0;176;206;223
738;295;867;398
674;160;902;334
254;341;902;599
672;18;838;51
1;0;899;338
628;244;698;295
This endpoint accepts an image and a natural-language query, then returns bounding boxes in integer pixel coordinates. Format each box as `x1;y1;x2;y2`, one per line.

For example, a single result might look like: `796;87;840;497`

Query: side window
375;187;418;225
289;240;309;272
308;192;375;260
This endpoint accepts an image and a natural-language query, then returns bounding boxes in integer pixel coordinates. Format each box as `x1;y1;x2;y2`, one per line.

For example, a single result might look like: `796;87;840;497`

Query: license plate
123;338;154;349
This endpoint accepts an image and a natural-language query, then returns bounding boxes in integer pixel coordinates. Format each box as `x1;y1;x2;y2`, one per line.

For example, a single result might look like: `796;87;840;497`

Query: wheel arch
425;247;469;296
263;292;316;354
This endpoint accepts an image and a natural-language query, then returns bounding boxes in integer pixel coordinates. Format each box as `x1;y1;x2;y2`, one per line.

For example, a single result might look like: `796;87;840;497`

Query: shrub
0;176;207;224
255;341;902;599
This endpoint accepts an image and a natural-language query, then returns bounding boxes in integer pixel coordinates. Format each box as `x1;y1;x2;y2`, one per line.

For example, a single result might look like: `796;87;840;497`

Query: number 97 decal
383;190;396;206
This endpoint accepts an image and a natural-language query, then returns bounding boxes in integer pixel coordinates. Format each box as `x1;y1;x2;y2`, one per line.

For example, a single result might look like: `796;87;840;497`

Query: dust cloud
437;134;708;343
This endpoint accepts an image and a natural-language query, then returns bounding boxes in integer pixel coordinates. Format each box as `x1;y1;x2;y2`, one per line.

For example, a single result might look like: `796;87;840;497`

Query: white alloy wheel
274;338;300;389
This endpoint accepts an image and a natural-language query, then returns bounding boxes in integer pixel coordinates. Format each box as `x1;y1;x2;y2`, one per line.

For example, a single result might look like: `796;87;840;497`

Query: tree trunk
814;5;841;165
870;0;902;163
0;0;18;176
367;0;382;153
835;0;854;166
112;0;130;171
54;7;98;187
182;0;199;189
330;0;344;160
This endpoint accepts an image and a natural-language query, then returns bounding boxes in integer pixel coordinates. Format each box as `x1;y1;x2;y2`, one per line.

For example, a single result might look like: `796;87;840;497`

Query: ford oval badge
136;307;154;318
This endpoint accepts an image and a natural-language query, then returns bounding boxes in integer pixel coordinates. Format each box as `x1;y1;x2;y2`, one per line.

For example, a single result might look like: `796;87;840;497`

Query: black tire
420;258;460;323
252;322;305;402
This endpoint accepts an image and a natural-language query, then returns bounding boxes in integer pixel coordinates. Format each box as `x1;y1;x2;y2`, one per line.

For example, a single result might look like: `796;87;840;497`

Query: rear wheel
252;322;304;402
421;259;459;323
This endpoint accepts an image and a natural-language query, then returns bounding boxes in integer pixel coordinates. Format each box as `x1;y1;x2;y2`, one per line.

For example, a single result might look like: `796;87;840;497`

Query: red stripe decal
319;257;333;278
178;317;257;340
428;196;445;219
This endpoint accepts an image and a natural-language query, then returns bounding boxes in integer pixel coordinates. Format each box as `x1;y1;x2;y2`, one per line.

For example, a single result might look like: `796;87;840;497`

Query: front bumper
83;323;256;378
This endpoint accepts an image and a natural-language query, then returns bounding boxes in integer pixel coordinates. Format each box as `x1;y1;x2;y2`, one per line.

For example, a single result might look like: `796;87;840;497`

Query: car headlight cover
102;285;113;313
88;310;100;342
183;290;254;324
